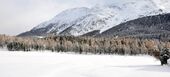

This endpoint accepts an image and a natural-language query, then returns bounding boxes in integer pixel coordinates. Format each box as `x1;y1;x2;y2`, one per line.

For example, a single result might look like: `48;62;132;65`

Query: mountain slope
18;0;170;37
97;13;170;39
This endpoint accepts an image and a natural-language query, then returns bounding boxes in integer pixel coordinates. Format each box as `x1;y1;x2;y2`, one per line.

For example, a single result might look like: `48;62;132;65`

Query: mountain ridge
18;0;170;37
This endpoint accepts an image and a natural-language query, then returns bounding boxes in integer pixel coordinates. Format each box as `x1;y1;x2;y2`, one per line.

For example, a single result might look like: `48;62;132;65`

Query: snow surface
32;0;170;36
0;51;170;77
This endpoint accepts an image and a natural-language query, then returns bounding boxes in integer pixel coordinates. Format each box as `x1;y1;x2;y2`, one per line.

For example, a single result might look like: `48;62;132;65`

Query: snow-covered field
0;51;170;77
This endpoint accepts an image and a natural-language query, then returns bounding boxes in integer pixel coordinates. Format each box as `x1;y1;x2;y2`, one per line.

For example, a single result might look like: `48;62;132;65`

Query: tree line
1;34;170;58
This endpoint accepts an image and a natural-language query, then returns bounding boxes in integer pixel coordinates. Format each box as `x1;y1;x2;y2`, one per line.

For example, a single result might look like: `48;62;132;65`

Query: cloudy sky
0;0;111;35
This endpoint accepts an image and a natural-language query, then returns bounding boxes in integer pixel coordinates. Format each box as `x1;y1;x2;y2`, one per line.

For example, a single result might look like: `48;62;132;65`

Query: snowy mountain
18;0;170;37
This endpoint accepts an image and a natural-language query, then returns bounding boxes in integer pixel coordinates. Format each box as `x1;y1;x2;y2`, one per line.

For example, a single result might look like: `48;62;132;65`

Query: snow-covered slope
32;7;91;34
0;51;170;77
20;0;170;36
153;0;170;12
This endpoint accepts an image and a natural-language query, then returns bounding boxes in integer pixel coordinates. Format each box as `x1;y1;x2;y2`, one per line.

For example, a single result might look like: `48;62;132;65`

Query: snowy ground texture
0;50;170;77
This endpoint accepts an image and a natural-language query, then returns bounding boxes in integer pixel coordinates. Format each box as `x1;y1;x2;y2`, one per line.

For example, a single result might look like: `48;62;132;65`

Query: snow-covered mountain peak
22;0;170;36
33;7;91;30
51;7;91;23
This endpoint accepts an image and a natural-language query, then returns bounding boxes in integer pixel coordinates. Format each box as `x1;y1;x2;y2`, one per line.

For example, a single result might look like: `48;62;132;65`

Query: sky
0;0;111;36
